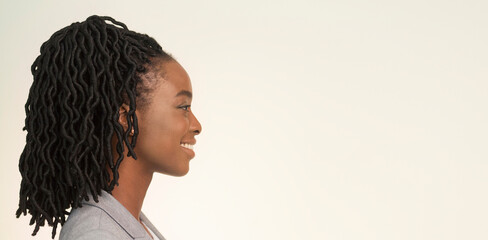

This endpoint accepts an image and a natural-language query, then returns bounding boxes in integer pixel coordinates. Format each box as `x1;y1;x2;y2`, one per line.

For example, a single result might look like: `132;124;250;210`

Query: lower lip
180;145;195;159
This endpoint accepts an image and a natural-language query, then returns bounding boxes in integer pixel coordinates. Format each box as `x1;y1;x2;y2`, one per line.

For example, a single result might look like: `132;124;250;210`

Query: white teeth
180;143;194;150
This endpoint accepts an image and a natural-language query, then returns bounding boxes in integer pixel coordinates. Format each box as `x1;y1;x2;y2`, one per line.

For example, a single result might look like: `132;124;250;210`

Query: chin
158;166;190;177
172;169;190;177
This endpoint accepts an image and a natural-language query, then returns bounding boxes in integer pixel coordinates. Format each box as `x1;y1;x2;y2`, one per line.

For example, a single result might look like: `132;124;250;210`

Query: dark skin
107;59;202;238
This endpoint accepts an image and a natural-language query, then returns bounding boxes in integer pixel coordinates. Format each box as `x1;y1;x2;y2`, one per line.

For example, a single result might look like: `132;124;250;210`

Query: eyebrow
175;90;192;99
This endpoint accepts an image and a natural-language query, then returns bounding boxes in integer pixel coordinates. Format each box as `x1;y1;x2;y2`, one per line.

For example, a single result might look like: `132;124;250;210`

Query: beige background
1;0;487;239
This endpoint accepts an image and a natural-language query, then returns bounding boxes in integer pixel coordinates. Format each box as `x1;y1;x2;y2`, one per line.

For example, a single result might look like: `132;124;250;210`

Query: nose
190;110;202;135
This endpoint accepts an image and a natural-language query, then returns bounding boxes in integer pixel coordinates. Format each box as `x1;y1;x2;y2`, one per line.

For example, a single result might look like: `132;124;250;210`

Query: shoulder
59;204;130;240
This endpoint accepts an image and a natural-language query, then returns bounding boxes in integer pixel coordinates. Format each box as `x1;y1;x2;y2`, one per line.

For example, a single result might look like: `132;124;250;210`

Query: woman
15;15;202;239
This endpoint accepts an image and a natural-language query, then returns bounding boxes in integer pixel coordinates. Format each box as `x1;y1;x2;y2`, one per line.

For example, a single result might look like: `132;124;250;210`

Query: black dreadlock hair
15;15;173;238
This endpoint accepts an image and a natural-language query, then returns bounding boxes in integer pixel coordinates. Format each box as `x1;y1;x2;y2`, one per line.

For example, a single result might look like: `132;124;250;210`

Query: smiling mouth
180;143;196;159
180;143;194;150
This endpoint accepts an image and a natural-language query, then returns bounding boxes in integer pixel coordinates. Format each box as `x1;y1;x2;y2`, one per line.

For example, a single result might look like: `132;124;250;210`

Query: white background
1;0;487;239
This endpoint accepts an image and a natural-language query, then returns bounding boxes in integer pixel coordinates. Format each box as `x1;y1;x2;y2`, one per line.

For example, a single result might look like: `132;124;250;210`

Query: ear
118;103;131;132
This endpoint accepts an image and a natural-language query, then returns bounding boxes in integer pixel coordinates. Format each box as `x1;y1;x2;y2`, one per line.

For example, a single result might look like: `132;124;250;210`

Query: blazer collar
140;211;166;240
82;190;149;239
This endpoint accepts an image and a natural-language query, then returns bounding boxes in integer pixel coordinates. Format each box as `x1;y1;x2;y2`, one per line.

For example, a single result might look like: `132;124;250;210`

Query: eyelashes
179;105;191;112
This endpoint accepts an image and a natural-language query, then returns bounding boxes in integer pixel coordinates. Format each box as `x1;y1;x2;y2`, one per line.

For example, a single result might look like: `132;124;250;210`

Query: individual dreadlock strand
51;218;59;239
131;109;139;149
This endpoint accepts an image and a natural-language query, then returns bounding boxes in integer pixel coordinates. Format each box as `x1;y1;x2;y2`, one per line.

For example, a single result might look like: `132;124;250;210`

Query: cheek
135;113;190;164
139;118;174;154
144;114;188;143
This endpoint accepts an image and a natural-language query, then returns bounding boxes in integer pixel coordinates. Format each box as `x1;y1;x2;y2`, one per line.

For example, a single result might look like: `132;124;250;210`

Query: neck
109;155;153;222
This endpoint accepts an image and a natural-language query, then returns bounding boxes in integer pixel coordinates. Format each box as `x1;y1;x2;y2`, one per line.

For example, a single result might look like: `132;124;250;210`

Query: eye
179;105;191;112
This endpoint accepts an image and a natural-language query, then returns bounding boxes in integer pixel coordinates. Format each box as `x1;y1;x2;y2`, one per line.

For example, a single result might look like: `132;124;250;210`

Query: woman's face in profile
132;60;202;176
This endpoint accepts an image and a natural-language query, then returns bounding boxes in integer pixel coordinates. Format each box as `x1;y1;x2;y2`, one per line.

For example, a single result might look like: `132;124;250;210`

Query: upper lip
180;140;196;145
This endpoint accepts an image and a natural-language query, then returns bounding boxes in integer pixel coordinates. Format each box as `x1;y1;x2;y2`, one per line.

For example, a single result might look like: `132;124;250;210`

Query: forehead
151;60;192;100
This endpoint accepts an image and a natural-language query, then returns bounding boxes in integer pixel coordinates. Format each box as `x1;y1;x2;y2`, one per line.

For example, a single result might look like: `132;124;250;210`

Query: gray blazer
59;190;166;240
